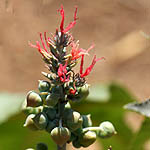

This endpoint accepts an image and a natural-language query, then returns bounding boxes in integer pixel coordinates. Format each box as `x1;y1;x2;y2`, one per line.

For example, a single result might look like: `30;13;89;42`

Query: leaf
0;93;25;124
124;99;150;117
128;118;150;150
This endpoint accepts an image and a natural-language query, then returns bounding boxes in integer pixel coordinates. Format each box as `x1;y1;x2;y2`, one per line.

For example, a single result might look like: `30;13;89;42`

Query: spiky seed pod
82;114;92;128
43;107;57;120
51;127;71;146
79;131;96;147
65;111;83;131
24;114;39;131
98;121;116;138
38;80;51;92
45;120;57;133
32;112;48;130
26;91;43;107
36;143;48;150
45;93;59;107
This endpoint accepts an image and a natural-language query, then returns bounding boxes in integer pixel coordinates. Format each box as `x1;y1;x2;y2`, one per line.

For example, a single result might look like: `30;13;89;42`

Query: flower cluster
23;5;115;150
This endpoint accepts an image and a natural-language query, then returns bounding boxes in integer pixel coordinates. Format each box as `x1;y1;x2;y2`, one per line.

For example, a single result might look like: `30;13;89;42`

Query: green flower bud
24;114;39;131
79;131;96;147
45;120;57;133
32;112;48;130
72;139;81;148
45;93;59;107
65;102;71;109
98;121;116;138
38;80;50;92
51;127;71;146
65;111;83;131
78;84;89;100
36;143;48;150
26;148;35;150
43;107;57;120
82;114;92;128
26;91;43;107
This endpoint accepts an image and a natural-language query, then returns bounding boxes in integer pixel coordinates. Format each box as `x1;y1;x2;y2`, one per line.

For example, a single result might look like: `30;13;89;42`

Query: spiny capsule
38;80;51;92
24;114;39;131
98;121;116;138
50;127;71;146
26;91;43;107
79;131;96;147
32;112;48;130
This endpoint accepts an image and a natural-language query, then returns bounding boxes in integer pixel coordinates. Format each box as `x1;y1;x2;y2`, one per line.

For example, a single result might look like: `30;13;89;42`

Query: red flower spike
58;63;69;82
80;55;105;78
59;5;78;33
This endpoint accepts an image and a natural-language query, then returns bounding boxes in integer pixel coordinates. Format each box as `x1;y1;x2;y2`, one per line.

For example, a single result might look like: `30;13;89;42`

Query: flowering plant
23;5;116;150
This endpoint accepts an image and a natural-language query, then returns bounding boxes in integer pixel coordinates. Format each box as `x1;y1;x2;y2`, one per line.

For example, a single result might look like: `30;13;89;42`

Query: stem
57;144;66;150
82;127;102;132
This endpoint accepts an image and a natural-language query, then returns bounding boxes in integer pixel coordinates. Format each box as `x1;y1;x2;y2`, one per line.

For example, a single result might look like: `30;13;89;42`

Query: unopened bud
98;121;116;138
72;139;81;148
43;107;56;120
38;80;50;92
32;112;48;130
78;84;89;100
45;93;59;107
82;114;92;128
65;111;83;131
79;131;96;147
36;143;48;150
26;91;43;107
24;114;38;131
51;127;71;146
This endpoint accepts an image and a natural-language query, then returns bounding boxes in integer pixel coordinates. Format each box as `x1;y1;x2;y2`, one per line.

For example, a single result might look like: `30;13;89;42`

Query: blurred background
0;0;150;150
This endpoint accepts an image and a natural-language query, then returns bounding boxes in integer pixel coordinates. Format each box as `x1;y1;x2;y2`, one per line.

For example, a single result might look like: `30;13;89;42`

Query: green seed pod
98;121;116;138
26;91;43;107
43;107;57;120
51;127;71;146
82;114;92;128
66;111;83;131
72;139;81;148
25;148;35;150
45;93;59;107
24;114;39;131
45;120;57;133
79;131;96;147
38;80;50;92
36;143;48;150
32;112;48;130
65;102;71;109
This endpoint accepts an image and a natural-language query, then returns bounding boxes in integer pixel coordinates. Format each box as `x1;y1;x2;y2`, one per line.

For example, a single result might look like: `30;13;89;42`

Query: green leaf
128;118;150;150
124;99;150;117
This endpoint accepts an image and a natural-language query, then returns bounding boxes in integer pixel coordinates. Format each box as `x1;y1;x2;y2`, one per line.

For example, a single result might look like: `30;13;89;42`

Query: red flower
57;62;70;82
29;32;50;58
70;41;94;60
59;5;77;33
80;55;105;78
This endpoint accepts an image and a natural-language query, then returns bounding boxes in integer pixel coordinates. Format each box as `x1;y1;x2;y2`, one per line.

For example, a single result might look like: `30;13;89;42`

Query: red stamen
39;33;48;52
80;55;84;75
44;32;49;47
59;5;65;32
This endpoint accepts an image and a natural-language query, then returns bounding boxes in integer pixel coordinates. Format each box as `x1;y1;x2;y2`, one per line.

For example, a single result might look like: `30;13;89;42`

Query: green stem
82;127;102;132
